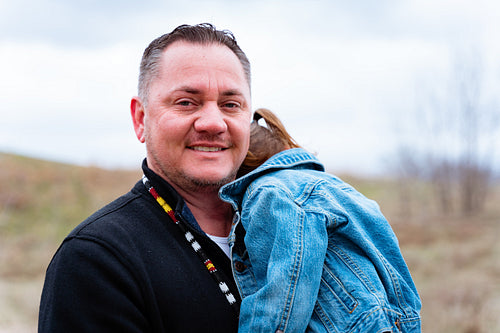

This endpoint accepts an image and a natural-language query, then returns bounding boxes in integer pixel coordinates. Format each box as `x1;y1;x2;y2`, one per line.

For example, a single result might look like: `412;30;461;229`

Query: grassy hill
0;153;142;274
1;152;499;332
0;153;142;332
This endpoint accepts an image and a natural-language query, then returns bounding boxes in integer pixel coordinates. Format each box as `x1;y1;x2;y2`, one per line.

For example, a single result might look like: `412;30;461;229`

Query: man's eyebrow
173;87;245;97
174;86;200;94
222;89;244;97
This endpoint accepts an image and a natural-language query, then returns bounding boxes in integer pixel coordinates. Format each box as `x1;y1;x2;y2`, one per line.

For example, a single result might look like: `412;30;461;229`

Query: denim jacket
219;149;421;333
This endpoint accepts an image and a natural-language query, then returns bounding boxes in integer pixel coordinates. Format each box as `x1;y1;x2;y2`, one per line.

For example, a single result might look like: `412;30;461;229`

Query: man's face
132;41;251;193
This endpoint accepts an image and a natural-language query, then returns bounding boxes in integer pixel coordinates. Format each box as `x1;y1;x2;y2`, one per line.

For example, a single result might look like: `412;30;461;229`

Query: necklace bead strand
142;176;238;309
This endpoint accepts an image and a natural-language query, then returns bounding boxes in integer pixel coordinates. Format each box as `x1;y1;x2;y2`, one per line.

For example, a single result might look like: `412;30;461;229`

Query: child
219;109;421;332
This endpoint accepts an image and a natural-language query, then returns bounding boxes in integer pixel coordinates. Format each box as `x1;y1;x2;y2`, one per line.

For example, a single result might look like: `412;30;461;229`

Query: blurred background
1;0;499;332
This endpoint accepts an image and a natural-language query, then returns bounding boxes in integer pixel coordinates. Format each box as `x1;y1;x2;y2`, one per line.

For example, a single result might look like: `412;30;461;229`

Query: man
39;23;252;332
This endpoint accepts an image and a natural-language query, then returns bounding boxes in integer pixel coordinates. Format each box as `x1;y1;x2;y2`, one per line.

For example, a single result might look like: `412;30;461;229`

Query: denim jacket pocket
312;246;396;332
320;265;358;313
312;264;359;332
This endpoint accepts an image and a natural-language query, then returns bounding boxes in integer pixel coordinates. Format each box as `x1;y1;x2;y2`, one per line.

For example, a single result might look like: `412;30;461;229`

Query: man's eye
223;102;239;108
178;100;192;106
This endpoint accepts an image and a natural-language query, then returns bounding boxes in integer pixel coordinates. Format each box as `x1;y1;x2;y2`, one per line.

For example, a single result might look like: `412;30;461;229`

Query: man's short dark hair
138;23;251;105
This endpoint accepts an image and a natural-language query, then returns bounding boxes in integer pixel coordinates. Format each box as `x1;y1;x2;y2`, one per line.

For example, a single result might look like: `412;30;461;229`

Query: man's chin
183;173;236;192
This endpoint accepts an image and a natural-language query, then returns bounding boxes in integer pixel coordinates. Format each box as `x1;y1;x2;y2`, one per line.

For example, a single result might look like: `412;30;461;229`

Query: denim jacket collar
220;148;324;207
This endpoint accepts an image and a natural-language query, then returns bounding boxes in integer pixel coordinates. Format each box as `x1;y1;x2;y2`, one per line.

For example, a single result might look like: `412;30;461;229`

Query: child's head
237;108;301;177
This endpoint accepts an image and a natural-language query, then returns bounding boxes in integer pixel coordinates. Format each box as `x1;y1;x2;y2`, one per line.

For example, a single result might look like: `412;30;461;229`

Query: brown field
1;152;499;332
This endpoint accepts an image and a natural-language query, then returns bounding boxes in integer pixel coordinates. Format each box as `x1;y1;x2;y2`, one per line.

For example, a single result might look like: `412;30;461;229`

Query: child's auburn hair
237;108;301;177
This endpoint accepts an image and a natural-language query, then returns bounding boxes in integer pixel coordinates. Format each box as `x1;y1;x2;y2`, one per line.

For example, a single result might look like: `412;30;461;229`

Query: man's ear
131;97;146;143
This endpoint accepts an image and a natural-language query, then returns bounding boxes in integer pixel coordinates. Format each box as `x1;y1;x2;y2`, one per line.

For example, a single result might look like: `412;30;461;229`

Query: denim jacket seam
321;265;359;313
330;244;383;304
313;302;338;333
359;307;394;333
277;206;305;331
375;249;413;317
295;180;341;231
293;178;324;206
239;184;307;331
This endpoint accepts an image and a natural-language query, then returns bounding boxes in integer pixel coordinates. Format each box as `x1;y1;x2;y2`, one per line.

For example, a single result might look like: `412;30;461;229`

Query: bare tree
392;52;498;216
454;59;497;214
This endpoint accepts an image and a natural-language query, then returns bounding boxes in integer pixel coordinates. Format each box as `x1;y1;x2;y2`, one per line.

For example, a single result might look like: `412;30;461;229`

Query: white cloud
1;0;499;174
0;41;145;166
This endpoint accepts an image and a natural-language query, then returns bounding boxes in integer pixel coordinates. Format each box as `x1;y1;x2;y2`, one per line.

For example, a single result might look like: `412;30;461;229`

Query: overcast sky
1;0;499;175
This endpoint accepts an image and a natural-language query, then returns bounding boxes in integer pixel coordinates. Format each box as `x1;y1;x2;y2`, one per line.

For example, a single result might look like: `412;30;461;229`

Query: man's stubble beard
158;162;238;193
181;172;237;193
147;146;239;194
144;125;242;193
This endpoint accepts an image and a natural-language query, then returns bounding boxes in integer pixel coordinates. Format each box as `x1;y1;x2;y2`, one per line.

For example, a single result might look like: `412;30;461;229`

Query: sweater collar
141;159;203;234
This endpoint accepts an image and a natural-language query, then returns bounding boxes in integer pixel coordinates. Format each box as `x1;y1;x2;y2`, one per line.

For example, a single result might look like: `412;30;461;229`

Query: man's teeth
191;146;223;152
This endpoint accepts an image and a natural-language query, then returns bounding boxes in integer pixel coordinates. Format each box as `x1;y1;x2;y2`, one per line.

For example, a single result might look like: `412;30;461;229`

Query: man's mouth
189;146;226;152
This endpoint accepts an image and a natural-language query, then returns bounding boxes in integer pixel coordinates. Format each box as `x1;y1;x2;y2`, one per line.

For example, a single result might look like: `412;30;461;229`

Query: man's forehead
161;41;230;60
173;85;245;94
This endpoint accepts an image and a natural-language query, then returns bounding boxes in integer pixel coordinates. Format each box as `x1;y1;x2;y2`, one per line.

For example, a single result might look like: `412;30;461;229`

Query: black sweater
39;161;241;332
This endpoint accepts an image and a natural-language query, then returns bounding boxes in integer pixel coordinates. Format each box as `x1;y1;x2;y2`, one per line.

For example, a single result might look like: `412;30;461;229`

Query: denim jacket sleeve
237;180;331;333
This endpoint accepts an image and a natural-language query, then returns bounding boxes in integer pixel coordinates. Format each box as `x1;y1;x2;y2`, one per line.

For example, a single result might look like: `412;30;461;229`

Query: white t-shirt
207;234;230;258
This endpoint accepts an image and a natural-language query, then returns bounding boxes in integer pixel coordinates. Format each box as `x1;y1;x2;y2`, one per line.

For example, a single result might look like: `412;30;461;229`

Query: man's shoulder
66;180;152;240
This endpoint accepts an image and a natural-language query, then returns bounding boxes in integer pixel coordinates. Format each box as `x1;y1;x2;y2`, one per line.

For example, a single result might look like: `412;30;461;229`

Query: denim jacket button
234;261;246;272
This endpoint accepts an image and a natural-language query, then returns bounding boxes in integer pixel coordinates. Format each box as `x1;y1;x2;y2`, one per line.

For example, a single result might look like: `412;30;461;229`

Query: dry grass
0;153;141;332
1;152;499;332
393;217;500;333
377;182;500;333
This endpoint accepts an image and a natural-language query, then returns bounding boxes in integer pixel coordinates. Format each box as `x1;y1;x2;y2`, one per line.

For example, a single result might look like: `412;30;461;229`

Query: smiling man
39;24;251;332
130;39;251;236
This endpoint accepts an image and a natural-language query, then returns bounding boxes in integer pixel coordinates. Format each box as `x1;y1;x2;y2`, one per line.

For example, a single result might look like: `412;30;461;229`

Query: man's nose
193;103;228;134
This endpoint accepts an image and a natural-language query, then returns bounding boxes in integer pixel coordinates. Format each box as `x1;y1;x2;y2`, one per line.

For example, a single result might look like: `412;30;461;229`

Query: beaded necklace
142;175;238;311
